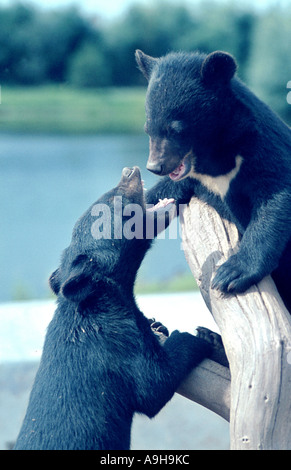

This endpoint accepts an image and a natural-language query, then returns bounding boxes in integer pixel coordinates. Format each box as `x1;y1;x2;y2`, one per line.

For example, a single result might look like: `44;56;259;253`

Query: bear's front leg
146;176;194;209
163;328;227;375
212;252;262;294
212;191;291;296
196;327;229;367
147;317;169;343
134;328;215;418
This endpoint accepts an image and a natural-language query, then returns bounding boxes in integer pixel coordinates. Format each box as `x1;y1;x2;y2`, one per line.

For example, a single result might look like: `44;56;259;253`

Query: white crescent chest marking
189;155;243;199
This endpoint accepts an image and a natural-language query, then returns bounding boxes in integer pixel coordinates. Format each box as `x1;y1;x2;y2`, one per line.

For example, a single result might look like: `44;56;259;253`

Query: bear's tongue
169;161;186;181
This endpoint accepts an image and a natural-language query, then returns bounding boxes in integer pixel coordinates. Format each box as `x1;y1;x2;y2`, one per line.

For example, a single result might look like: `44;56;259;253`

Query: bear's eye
72;254;88;268
169;120;185;135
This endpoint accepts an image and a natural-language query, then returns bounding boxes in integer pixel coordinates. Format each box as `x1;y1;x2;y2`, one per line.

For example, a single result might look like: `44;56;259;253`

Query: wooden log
178;358;231;422
178;197;291;450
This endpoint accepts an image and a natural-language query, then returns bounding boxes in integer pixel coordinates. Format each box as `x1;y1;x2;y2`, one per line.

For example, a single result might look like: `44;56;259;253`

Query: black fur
14;167;217;450
136;50;291;313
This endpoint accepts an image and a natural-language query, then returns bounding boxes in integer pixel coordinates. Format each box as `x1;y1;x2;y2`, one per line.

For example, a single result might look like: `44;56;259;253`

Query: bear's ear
201;51;237;87
61;271;94;303
135;50;157;80
49;268;61;295
60;254;98;303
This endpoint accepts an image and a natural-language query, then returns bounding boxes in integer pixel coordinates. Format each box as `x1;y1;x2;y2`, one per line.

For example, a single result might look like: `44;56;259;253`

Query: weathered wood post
179;197;291;450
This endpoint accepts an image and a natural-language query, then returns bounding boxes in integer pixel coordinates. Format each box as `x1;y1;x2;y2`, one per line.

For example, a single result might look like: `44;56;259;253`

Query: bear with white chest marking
136;49;291;313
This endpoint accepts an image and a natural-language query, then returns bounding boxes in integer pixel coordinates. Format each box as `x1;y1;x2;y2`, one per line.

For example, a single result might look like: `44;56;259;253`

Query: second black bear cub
136;49;291;313
14;167;217;450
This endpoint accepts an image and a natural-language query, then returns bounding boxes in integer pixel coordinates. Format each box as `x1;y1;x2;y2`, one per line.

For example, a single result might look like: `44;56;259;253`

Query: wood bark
178;358;231;422
177;197;291;450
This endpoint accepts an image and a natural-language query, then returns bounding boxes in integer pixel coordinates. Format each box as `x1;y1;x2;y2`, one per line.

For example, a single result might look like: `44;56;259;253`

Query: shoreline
0;291;218;363
0;85;147;135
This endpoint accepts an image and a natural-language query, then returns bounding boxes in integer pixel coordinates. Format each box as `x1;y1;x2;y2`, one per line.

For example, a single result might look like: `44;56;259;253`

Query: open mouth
169;153;192;181
122;166;175;212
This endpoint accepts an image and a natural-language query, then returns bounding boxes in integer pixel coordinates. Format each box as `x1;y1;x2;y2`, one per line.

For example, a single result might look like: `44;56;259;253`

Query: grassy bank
0;86;147;134
135;273;199;295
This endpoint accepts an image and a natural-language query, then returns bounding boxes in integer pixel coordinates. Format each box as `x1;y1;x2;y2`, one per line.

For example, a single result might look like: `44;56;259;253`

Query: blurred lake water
0;133;189;301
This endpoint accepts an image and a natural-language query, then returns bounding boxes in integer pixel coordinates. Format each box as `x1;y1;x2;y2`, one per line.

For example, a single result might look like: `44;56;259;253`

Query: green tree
38;7;100;83
0;3;45;84
105;2;196;85
246;8;291;123
0;4;103;85
173;3;257;80
68;42;112;88
0;0;289;109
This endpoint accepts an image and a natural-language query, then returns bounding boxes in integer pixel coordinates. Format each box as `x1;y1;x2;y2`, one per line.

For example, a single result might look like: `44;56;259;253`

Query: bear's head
136;50;242;180
49;166;174;305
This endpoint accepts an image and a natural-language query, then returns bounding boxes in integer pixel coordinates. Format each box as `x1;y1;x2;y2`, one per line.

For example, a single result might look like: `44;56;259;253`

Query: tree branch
178;358;231;422
177;197;291;450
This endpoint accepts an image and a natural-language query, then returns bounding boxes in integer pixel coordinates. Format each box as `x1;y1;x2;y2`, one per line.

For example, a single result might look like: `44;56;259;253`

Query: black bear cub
136;49;291;313
14;167;219;450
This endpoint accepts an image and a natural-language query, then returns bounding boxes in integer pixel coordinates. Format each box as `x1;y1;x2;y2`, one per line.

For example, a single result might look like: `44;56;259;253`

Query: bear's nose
146;161;163;175
122;167;134;178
